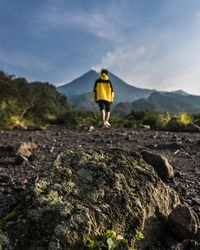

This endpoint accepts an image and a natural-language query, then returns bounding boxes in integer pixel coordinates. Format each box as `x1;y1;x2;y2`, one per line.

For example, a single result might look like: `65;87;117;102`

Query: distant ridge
114;91;200;115
171;90;189;96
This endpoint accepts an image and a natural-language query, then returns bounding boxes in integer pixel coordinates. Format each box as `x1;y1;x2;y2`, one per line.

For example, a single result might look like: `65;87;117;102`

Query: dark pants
98;100;111;112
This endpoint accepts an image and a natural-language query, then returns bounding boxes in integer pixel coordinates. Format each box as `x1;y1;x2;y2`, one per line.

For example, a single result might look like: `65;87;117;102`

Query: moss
0;149;180;249
2;206;23;222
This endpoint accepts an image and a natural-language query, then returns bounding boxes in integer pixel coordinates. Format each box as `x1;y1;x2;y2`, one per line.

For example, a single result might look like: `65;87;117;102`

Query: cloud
91;30;200;95
0;50;53;73
196;12;200;18
163;64;200;94
35;1;124;41
90;2;200;94
196;12;200;24
92;46;146;72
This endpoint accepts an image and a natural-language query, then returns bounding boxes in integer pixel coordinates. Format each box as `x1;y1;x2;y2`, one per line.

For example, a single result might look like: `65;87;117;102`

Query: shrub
176;112;192;125
83;229;144;250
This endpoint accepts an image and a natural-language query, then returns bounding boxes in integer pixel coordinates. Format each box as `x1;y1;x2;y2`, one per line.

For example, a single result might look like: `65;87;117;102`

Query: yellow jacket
93;74;114;102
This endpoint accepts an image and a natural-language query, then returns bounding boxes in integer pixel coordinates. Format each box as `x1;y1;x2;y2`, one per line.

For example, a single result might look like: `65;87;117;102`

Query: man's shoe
105;121;111;127
97;121;103;127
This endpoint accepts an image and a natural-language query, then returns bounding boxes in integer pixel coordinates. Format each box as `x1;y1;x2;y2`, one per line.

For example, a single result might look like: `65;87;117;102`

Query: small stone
196;140;200;145
89;126;95;132
174;170;182;178
186;199;193;206
0;175;11;183
125;134;131;140
16;142;37;159
140;124;151;130
168;203;200;240
49;147;54;153
141;150;174;180
192;198;200;206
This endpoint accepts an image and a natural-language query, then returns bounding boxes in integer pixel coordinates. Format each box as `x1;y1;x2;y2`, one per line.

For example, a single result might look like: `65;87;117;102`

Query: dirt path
0;126;200;219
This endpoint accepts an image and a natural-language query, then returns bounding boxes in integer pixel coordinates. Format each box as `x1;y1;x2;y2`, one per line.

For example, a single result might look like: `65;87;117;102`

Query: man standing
93;69;114;127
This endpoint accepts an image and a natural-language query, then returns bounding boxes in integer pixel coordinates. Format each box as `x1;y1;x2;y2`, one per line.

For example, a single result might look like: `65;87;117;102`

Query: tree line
0;71;71;128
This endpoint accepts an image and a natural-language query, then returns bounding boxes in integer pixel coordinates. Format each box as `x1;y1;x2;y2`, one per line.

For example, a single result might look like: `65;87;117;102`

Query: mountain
57;70;200;114
57;70;153;106
57;70;97;100
129;91;200;114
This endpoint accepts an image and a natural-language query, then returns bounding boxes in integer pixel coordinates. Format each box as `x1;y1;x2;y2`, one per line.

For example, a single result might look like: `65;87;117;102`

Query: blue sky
1;0;200;94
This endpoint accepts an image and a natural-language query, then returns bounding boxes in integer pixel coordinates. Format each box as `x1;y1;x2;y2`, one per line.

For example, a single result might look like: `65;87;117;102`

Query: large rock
168;203;200;240
165;118;182;132
0;149;180;250
141;150;174;180
173;240;200;250
197;227;200;241
184;123;200;133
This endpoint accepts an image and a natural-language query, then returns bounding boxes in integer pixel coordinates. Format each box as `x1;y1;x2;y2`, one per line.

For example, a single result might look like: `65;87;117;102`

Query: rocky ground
0;126;200;222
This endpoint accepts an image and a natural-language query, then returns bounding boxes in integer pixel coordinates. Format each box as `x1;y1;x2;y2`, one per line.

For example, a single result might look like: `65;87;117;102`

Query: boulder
0;149;180;250
184;123;200;133
168;203;200;240
197;227;200;241
173;240;200;250
141;150;174;180
188;240;200;250
165;118;182;132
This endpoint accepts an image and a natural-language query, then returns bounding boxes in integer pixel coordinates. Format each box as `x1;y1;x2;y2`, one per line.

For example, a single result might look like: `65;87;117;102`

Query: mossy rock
0;148;180;249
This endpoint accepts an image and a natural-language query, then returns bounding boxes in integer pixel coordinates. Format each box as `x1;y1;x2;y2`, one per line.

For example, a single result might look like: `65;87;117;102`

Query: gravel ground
0;126;200;220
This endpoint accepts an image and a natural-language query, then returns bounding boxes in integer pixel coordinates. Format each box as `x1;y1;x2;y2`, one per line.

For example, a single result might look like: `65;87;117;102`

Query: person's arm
93;80;98;102
109;81;114;102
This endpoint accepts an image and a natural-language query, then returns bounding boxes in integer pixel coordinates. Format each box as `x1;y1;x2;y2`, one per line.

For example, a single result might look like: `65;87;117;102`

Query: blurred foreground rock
165;118;200;133
184;123;200;133
0;148;181;250
165;118;182;132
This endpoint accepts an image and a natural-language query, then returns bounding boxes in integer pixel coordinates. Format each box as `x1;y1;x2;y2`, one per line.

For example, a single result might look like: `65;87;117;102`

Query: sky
0;0;200;94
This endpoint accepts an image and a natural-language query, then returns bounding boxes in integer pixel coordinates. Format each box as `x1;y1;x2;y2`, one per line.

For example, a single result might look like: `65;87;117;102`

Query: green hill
114;91;200;115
